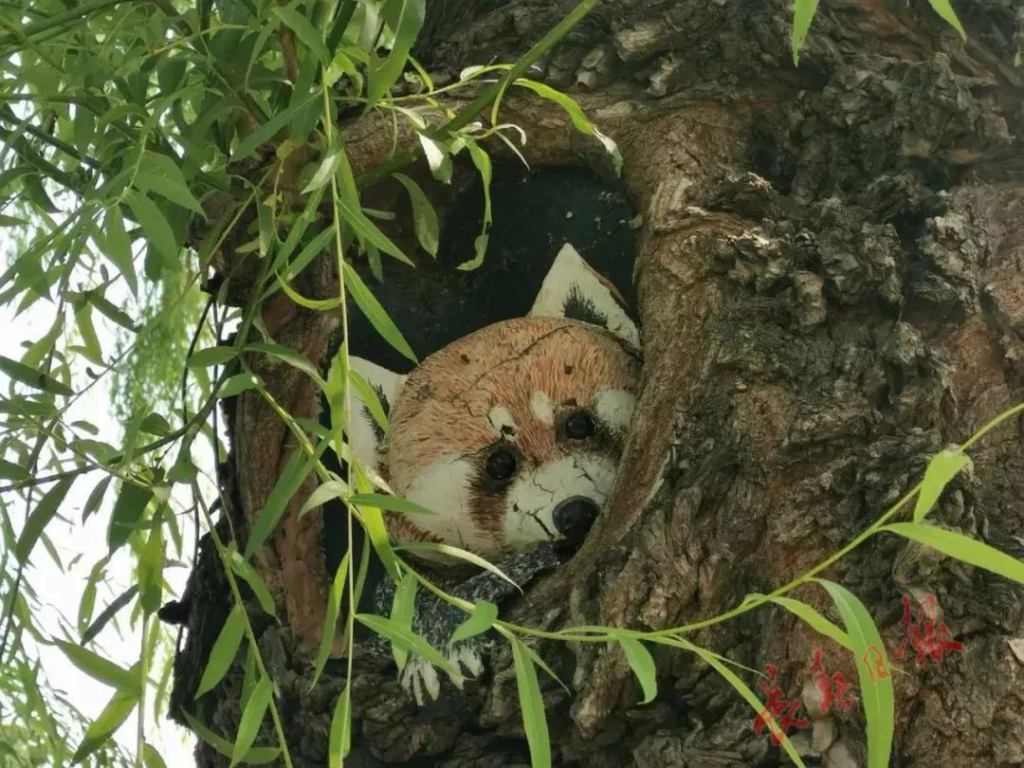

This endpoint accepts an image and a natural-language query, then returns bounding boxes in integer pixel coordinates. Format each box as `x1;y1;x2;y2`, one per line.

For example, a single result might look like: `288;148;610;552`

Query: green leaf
124;190;179;269
245;342;327;389
140;413;174;437
817;579;894;768
928;0;966;39
182;711;280;765
335;195;412;266
396;542;521;591
393;173;439;257
417;133;453;184
342;262;416;362
328;682;352;768
367;0;426;107
244;438;330;558
54;640;140;694
219;372;262;398
348;493;433;516
311;551;349;689
457;139;493;271
231;675;273;768
299;479;350;517
16;477;74;563
272;4;331;63
82;476;111;522
81;586;139;645
883;522;1024;584
136;152;203;215
450;601;498;644
512;79;621;174
0;459;29;482
913;448;970;522
356;614;459;676
231;94;318;161
757;594;854;651
664;635;808;767
617;635;657;704
195;604;246;697
188;346;238;368
390;571;418;672
100;207;138;296
228;550;278;618
302;147;342;194
510;637;551;768
71;687;138;764
107;482;154;553
139;512;164;614
0;355;73;396
791;0;819;65
143;742;168;768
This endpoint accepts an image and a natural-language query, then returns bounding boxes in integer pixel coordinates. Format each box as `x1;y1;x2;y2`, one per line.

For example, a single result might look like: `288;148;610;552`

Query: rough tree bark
170;1;1024;766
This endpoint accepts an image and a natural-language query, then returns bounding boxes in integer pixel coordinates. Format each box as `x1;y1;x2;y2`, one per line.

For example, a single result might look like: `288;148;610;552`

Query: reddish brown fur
387;318;640;536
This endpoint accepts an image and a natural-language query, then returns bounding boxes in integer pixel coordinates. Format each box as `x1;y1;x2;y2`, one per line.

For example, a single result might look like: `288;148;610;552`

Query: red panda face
384;317;639;559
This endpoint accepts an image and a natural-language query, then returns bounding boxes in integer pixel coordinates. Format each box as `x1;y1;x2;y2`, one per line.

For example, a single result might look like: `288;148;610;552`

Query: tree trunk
170;1;1024;766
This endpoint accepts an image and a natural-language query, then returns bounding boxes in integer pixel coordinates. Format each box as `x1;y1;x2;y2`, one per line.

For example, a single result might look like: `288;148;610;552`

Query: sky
1;282;197;764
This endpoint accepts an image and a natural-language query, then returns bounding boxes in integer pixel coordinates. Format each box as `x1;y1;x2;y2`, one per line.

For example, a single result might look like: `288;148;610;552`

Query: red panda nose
552;496;599;548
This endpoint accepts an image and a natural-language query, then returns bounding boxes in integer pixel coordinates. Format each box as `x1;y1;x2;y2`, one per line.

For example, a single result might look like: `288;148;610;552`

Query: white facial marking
488;405;517;438
594;388;636;433
398;456;493;555
502;455;616;550
530;390;554;425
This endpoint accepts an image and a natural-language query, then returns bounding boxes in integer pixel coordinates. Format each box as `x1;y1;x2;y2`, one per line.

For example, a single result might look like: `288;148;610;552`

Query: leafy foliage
0;1;1011;767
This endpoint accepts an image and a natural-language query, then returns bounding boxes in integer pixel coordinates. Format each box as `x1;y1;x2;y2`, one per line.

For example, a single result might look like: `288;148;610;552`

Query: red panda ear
528;243;640;347
347;357;406;476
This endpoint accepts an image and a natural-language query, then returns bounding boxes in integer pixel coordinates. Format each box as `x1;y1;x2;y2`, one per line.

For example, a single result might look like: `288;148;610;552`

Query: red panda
350;243;640;562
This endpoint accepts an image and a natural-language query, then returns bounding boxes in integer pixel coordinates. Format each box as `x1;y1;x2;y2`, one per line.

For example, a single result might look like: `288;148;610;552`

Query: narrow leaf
450;601;498;644
328;683;351;768
54;640;140;693
792;0;819;65
883;523;1024;584
913;449;970;522
311;551;349;689
0;355;73;396
758;594;854;651
195;604;246;697
356;614;459;675
342;262;416;362
188;346;238;369
16;477;74;563
510;637;551;768
124;190;179;269
817;579;894;768
229;551;278;618
393;173;439;256
928;0;966;39
71;687;138;764
182;712;280;764
232;95;318;161
617;635;657;704
367;0;426;106
231;676;273;768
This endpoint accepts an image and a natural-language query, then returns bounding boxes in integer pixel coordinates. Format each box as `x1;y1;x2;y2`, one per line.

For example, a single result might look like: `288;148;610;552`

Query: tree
2;1;1023;767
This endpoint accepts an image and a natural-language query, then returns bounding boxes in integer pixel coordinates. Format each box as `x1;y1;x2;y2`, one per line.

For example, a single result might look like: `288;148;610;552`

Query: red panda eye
486;448;517;480
564;411;594;439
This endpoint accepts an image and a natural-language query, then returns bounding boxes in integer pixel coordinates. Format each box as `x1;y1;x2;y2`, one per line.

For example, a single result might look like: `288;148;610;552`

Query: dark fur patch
366;383;390;445
563;286;609;328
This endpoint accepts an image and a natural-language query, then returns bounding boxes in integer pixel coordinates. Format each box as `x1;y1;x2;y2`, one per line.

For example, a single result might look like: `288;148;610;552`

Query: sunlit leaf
182;711;280;764
71;687;138;764
231;675;273;768
883;522;1024;584
0;355;73;396
928;0;966;39
510;637;551;768
124;190;179;269
817;579;893;768
792;0;819;65
195;604;246;697
356;614;459;675
616;635;657;704
54;640;140;694
913;448;970;522
451;601;498;644
272;4;331;63
367;0;426;107
188;345;238;368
